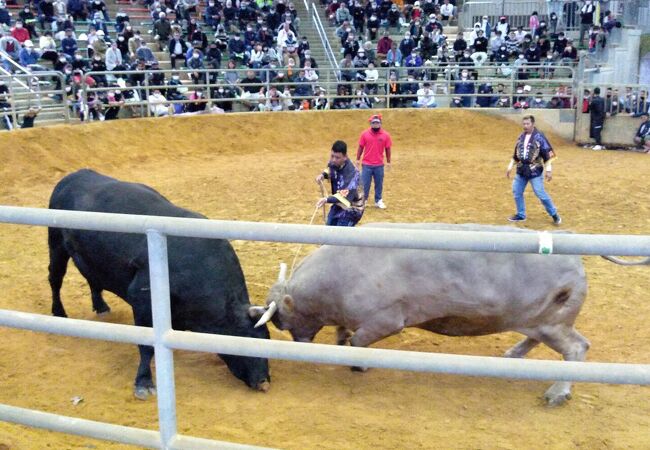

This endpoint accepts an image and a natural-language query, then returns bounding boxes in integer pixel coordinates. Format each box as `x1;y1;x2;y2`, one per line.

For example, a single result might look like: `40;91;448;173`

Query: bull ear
248;305;266;320
282;295;294;313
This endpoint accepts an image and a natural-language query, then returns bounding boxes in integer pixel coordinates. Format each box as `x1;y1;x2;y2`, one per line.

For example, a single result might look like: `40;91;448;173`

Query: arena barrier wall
0;206;649;449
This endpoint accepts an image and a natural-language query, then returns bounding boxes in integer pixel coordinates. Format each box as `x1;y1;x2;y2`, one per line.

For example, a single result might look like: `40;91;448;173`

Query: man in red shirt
356;114;393;209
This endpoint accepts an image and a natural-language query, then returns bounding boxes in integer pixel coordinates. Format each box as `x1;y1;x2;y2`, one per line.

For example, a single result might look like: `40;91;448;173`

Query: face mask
75;55;82;60
172;75;179;80
234;36;240;40
16;24;23;29
193;53;199;58
59;57;67;62
126;26;132;31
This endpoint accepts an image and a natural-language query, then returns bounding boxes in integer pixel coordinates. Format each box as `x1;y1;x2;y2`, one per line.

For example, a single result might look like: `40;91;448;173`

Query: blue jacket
19;48;40;66
61;37;78;56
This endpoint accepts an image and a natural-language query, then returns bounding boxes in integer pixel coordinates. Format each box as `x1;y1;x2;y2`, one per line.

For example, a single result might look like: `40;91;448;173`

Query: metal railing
0;205;649;448
67;64;579;117
310;1;340;76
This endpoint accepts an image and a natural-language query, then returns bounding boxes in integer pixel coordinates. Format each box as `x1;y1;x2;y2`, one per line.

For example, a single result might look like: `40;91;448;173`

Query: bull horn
601;256;650;266
254;301;278;328
278;262;288;282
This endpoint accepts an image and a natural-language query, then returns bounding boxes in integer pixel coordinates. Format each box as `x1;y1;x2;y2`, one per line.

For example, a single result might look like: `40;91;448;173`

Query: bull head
249;262;287;328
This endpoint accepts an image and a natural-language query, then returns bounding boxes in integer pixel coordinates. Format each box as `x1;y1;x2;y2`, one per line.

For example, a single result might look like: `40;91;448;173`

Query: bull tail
601;256;650;266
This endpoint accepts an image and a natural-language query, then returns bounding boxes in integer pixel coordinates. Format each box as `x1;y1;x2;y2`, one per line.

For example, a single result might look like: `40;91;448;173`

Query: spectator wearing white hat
92;29;108;60
19;40;42;68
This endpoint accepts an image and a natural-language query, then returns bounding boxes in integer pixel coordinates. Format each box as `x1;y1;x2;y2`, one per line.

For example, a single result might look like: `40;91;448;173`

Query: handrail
0;50;33;91
311;1;339;80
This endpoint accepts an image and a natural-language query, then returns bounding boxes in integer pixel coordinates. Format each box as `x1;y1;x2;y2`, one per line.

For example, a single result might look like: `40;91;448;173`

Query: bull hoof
134;386;156;400
94;305;111;315
543;387;571;407
351;366;368;372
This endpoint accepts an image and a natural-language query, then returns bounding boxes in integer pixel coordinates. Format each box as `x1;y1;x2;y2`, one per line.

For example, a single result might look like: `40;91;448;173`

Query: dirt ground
0;110;649;450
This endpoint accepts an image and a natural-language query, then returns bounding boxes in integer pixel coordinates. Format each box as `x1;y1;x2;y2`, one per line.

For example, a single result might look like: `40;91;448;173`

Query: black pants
590;123;603;145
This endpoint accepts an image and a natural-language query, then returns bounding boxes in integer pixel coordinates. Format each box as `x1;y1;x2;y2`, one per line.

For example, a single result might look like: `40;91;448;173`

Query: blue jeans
361;164;384;203
326;207;357;227
512;174;557;218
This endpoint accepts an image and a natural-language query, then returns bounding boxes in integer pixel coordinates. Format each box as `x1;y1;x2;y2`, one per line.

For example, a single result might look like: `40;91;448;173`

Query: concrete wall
478;108;644;146
575;110;646;146
477;108;576;141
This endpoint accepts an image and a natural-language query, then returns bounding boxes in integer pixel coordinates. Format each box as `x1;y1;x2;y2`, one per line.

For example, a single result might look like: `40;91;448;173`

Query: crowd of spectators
0;0;335;121
0;0;647;124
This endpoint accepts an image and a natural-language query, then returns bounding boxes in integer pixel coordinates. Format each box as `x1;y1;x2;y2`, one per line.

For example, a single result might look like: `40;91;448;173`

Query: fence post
146;230;178;450
9;77;17;129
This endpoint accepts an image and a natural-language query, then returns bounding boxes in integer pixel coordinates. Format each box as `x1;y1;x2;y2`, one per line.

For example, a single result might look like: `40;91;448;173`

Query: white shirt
440;4;454;16
416;87;436;107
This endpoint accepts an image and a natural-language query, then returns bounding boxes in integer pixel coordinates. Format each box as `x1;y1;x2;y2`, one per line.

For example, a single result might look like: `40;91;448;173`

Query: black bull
48;169;270;399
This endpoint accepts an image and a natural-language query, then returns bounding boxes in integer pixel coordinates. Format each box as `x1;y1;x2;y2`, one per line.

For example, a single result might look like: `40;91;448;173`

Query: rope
289;204;322;279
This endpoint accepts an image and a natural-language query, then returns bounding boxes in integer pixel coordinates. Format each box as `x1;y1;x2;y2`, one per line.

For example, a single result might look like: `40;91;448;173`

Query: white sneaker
376;199;387;209
592;145;603;150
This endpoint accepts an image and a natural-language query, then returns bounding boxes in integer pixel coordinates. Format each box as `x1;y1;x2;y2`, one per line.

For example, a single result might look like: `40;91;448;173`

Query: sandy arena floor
0;110;649;450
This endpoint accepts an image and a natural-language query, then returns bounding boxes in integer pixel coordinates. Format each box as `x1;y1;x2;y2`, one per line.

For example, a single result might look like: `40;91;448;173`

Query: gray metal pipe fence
0;205;649;448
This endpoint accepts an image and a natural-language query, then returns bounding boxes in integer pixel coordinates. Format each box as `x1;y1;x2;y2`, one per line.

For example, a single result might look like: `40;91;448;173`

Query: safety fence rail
0;205;649;449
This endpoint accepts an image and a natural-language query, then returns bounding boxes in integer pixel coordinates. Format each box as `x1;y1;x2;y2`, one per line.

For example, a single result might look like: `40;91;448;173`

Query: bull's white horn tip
254;301;278;328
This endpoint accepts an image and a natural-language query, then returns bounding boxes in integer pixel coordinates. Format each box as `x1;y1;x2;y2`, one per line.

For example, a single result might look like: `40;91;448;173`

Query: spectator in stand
399;32;415;59
410;18;425;47
102;88;124;120
19;40;42;69
439;0;454;24
476;82;495;107
90;53;107;85
552;31;567;56
524;41;541;64
11;21;31;44
89;0;109;21
513;25;526;44
39;31;58;63
38;0;57;32
105;40;123;71
453;32;467;61
277;21;296;50
633;113;650;153
18;6;37;39
67;0;86;21
530;91;547;109
149;88;169;116
228;32;246;63
367;10;380;41
419;31;437;61
168;32;187;70
136;39;156;65
589;86;606;150
514;53;528;80
92;29;108;60
561;39;577;62
303;59;319;82
335;20;354;46
153;12;171;52
386;72;402;108
505;30;520;57
496;15;510;36
0;2;11;28
336;2;352;25
256;25;274;49
332;84;351;110
341;32;359;58
386;3;402;31
204;0;221;31
114;8;129;33
472;29;488;64
454;69;474;107
404;48;423;77
1;31;21;71
579;0;596;48
413;81;437;108
513;86;530;110
301;49;318;70
189;26;208;53
489;30;505;61
385;41;402;67
529;11;540;37
468;22;481;47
